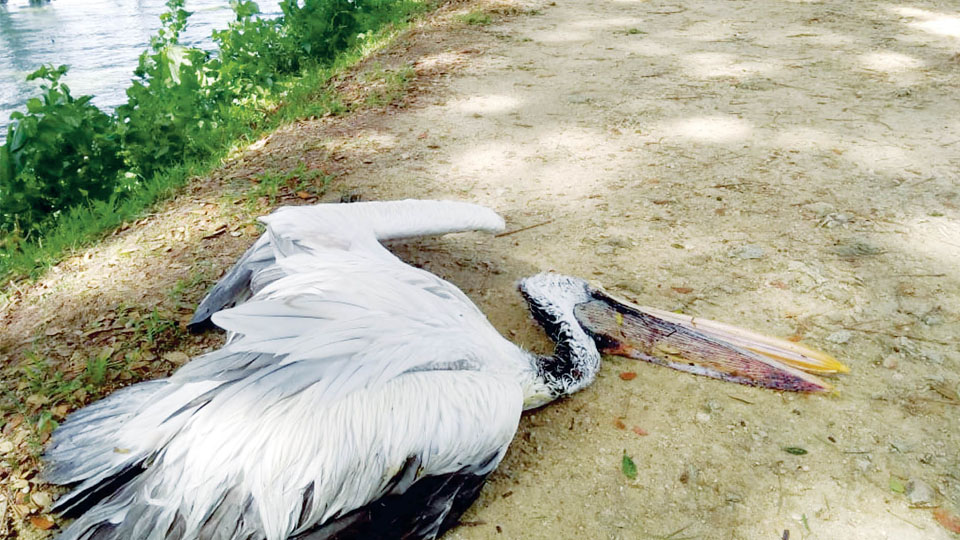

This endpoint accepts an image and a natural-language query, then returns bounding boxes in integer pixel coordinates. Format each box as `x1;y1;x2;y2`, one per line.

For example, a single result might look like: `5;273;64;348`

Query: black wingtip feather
52;461;147;518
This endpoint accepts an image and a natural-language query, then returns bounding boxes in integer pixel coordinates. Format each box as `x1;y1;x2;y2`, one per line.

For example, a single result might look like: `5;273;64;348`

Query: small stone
906;478;936;505
804;202;836;218
819;212;854;228
729;244;765;260
695;412;711;423
890;439;912;453
0;440;13;453
855;457;872;472
596;245;615;255
826;330;853;344
834;239;883;257
882;356;899;369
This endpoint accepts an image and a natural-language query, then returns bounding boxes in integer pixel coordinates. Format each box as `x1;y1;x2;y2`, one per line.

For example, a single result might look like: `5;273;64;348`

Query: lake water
0;0;282;140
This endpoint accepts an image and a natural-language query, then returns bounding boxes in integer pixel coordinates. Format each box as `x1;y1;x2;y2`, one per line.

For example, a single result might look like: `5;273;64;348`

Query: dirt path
3;0;960;538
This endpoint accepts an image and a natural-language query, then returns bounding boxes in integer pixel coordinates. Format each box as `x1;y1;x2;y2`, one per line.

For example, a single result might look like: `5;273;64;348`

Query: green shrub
0;65;123;237
212;1;300;95
281;0;366;62
118;0;224;177
0;0;426;278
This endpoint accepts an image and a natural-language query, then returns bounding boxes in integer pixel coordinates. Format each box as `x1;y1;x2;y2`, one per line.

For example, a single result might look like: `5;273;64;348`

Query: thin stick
495;219;554;238
885;509;925;530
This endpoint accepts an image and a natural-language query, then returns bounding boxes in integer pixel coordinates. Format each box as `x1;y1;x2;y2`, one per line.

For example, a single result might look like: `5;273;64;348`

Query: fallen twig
495;219;554;238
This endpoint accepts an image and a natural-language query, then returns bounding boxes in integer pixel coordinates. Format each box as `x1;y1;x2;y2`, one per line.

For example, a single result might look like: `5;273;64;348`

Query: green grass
0;2;427;285
4;348;130;459
246;162;334;208
1;303;188;460
456;10;492;26
363;64;416;106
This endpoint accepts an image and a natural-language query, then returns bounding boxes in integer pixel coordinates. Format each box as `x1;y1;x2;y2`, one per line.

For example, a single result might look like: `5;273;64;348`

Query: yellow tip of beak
748;344;850;375
638;305;850;375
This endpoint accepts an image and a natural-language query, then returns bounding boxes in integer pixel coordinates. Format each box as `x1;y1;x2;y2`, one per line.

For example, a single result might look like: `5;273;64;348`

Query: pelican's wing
47;260;526;539
51;370;522;540
188;200;505;329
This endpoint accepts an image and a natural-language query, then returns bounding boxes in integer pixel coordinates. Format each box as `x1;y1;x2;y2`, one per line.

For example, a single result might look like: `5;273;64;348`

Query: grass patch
247;162;334;208
362;63;416;106
457;10;492;26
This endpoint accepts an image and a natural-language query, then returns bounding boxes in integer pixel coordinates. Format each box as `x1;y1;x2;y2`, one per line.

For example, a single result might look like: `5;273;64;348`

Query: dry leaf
202;225;228;239
632;426;649;436
671;286;693;294
296;191;313;199
613;419;626;430
934;508;960;533
162;351;190;365
619;372;637;381
29;515;55;530
4;414;24;434
51;405;70;418
31;492;53;509
25;394;50;409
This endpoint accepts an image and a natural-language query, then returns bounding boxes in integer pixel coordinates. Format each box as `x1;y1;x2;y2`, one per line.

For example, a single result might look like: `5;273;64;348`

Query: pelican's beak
574;287;848;392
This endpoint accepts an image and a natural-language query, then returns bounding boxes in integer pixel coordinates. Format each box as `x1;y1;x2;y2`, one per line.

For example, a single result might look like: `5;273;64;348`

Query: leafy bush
0;65;123;237
212;1;300;95
118;0;223;177
0;0;425;275
281;0;367;62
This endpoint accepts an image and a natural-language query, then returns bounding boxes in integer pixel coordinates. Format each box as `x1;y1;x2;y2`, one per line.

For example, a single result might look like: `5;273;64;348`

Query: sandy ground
2;0;960;538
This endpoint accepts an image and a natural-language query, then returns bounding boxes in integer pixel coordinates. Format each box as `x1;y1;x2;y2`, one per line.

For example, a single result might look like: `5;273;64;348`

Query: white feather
47;200;534;540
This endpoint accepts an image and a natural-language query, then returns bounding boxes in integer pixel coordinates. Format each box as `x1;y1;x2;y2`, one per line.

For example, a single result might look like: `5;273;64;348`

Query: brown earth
2;0;960;538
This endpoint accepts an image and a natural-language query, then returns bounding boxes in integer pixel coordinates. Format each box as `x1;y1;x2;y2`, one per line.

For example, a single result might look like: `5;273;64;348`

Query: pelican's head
518;273;847;399
517;274;601;405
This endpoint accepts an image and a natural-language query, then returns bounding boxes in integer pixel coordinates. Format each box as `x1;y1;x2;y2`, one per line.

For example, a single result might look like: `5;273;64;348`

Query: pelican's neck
517;274;602;410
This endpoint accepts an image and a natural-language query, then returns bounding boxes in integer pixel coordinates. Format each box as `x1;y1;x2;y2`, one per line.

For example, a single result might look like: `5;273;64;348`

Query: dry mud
3;0;960;538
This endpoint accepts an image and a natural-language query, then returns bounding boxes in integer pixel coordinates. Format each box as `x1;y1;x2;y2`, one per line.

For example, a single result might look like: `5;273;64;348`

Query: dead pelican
43;200;845;539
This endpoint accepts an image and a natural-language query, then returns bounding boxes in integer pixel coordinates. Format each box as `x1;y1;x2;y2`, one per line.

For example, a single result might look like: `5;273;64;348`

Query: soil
2;0;960;538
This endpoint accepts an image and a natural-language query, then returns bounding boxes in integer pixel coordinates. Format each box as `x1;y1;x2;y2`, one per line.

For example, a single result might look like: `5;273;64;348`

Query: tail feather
45;379;218;516
44;381;166;485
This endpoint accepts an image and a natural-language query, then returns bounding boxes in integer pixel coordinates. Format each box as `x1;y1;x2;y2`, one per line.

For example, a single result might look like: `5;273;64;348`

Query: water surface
0;0;281;139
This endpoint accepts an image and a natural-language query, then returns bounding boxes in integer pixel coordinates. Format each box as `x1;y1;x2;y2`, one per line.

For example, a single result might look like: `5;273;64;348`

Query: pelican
43;200;846;539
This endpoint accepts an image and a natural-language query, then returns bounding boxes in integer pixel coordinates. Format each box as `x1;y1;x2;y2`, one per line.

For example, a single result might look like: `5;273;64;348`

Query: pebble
906;478;936;505
819;212;854;228
695;412;711;423
826;330;853;344
804;201;836;217
729;244;765;260
882;355;899;369
704;399;722;413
